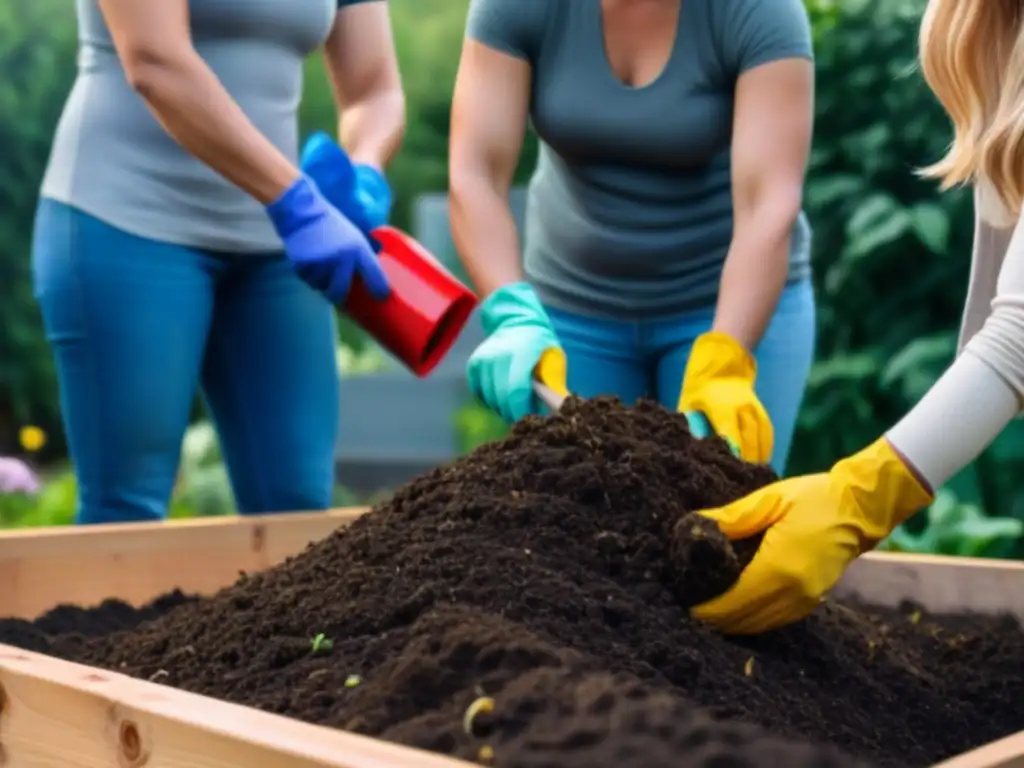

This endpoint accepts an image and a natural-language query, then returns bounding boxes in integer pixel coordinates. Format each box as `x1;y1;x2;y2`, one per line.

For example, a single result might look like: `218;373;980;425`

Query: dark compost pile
2;397;1022;767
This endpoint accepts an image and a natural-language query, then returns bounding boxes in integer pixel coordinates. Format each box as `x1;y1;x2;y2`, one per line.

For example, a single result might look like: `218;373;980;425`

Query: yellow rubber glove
691;437;933;634
678;332;773;463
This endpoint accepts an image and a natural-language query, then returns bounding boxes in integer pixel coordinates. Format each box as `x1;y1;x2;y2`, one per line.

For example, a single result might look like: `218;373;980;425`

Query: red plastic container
343;226;479;377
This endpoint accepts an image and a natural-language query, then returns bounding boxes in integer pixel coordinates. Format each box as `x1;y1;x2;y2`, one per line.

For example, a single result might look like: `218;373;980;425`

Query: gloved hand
300;131;393;242
467;282;568;422
678;332;773;464
266;175;390;304
691;437;933;634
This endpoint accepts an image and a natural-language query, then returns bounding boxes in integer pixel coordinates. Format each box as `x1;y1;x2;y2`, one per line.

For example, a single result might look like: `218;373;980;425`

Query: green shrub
0;1;76;454
795;0;972;472
454;401;509;455
880;489;1023;559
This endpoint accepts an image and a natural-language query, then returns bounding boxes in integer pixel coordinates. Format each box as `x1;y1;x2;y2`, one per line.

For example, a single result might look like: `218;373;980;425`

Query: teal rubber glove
467;282;562;422
685;411;741;458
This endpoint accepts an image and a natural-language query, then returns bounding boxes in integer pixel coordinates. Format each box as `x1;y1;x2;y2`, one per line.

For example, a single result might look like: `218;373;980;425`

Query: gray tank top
467;0;814;319
41;0;362;253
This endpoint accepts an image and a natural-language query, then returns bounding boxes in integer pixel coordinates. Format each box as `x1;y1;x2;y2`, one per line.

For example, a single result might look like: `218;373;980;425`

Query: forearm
128;50;298;205
712;203;794;349
449;172;523;297
887;353;1019;493
887;224;1024;490
338;87;405;169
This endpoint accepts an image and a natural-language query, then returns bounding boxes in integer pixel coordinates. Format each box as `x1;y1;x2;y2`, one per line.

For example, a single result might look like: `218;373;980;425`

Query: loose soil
2;397;1022;767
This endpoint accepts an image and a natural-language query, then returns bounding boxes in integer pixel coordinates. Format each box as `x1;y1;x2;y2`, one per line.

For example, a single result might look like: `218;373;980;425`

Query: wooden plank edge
931;731;1024;767
836;552;1024;623
0;509;369;620
0;643;475;768
0;508;368;552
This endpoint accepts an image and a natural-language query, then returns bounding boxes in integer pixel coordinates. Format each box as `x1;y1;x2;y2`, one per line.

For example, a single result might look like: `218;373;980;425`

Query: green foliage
793;0;973;473
454;400;510;455
0;469;76;528
0;0;76;454
336;342;393;376
171;421;234;518
880;489;1023;558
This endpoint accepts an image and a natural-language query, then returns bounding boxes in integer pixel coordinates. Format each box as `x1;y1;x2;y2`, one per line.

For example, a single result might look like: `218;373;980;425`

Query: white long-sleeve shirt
886;184;1024;489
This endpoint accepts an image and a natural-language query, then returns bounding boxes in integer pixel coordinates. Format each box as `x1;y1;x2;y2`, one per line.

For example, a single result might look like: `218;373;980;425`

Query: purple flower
0;457;40;494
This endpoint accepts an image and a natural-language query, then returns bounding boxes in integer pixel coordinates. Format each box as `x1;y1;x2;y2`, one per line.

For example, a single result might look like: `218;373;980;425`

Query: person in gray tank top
452;0;815;474
31;0;405;524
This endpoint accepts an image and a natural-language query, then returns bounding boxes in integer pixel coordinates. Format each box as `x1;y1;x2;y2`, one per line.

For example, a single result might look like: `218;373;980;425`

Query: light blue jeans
543;280;816;475
31;198;340;525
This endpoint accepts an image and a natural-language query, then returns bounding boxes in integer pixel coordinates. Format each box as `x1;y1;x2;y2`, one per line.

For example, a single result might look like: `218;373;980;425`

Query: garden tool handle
532;379;566;411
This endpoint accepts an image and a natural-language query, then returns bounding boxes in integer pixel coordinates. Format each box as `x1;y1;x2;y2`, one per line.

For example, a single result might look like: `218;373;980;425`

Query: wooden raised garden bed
0;510;1022;767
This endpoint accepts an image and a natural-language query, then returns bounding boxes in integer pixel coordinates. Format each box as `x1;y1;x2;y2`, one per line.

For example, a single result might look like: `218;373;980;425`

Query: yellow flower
19;425;46;453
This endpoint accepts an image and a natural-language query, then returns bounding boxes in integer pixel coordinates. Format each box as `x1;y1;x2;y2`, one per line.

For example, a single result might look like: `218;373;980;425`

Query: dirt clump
2;397;1021;767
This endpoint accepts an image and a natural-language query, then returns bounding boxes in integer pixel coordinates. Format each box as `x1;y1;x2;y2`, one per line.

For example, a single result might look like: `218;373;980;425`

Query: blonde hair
919;0;1024;216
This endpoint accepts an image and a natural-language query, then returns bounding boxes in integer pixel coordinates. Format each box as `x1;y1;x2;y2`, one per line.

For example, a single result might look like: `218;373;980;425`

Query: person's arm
712;0;815;350
99;0;299;205
323;1;405;170
449;0;545;298
958;184;1015;354
886;204;1024;491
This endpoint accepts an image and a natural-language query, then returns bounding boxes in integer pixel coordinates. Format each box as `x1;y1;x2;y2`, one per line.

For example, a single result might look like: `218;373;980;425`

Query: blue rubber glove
266;175;389;304
300;131;393;241
353;164;392;231
467;282;564;422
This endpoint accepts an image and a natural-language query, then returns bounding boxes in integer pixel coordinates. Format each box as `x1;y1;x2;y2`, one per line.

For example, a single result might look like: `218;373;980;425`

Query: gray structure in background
334;188;527;495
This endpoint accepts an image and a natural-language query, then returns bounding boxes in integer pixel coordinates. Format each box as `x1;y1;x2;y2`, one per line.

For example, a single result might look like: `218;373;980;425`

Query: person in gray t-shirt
32;0;404;524
452;0;815;474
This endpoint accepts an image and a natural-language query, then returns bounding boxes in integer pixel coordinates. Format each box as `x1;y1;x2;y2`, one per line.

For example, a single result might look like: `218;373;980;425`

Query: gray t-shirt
466;0;814;319
41;0;373;254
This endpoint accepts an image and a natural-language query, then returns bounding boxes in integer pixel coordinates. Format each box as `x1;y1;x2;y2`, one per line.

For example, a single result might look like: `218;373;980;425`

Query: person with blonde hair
691;0;1024;634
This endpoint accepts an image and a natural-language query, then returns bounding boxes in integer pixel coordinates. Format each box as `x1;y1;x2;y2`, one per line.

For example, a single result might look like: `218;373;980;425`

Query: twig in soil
310;632;334;653
463;696;495;735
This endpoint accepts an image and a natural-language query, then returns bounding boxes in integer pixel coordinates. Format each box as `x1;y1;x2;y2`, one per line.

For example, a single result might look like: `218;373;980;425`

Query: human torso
41;0;336;253
523;0;812;318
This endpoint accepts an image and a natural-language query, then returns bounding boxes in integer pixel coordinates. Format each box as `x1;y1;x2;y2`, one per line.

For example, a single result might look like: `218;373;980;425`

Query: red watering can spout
342;227;479;377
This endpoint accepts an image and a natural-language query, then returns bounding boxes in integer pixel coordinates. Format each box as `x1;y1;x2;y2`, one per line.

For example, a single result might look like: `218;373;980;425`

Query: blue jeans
544;281;816;475
31;199;340;524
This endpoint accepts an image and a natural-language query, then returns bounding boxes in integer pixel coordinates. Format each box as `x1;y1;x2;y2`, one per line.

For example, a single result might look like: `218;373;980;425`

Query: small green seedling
345;674;361;688
310;632;334;653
